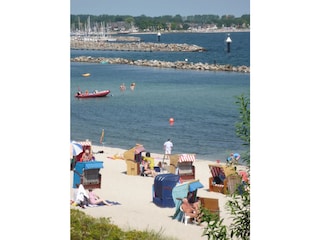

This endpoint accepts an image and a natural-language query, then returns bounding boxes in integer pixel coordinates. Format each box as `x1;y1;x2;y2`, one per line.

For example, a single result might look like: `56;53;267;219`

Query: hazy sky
70;0;250;17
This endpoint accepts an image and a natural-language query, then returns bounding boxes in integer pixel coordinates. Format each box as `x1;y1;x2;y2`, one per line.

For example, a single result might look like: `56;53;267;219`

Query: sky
70;0;250;17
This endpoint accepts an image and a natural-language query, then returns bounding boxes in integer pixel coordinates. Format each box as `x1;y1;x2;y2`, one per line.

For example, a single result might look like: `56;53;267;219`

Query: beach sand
70;145;247;240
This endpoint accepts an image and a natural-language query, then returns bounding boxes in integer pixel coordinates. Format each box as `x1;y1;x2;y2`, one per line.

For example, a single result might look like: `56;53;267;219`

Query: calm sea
70;32;250;162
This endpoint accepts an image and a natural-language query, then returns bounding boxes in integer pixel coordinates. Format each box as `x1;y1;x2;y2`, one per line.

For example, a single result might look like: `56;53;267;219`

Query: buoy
225;33;232;53
157;32;161;42
169;118;174;123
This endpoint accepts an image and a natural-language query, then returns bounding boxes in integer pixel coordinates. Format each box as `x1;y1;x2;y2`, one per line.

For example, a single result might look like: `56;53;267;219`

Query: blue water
71;32;250;162
71;32;250;67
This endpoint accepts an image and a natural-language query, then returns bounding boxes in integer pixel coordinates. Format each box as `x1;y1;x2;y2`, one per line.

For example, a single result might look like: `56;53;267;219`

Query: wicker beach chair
208;164;237;195
226;174;242;195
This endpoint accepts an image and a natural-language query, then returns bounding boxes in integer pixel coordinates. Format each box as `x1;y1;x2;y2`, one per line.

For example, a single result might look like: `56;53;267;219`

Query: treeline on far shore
70;14;250;32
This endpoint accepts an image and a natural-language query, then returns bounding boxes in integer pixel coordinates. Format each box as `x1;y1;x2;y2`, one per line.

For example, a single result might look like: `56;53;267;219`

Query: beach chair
152;174;180;208
123;144;145;175
198;197;220;218
208;164;237;195
180;205;191;225
172;179;204;223
73;161;104;189
75;139;92;162
226;174;242;195
169;154;196;182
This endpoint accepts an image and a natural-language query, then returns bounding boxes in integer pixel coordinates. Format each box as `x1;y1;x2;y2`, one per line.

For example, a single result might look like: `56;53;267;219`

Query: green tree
70;14;250;32
235;94;250;166
227;94;250;239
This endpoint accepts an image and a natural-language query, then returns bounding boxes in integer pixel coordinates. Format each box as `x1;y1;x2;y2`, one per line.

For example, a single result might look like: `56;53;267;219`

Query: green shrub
200;207;229;240
201;94;250;240
70;209;178;240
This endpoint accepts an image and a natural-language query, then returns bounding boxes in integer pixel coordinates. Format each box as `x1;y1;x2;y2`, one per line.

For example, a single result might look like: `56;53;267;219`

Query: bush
200;207;229;240
201;94;250;240
70;209;178;240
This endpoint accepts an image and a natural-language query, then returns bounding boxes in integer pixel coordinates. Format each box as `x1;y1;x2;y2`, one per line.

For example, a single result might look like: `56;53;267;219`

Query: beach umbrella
70;141;83;158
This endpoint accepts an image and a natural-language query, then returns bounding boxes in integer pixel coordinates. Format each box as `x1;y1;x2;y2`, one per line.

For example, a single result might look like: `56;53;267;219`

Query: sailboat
106;23;117;42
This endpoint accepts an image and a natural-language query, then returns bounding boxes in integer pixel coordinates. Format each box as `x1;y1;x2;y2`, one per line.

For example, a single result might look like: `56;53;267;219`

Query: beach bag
79;195;89;207
213;176;222;184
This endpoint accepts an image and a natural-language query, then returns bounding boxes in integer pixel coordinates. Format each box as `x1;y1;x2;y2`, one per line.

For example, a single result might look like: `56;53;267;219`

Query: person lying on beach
88;189;112;206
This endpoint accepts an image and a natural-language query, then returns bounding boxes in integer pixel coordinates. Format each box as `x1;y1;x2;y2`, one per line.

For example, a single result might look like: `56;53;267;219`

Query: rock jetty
71;40;206;52
71;56;250;73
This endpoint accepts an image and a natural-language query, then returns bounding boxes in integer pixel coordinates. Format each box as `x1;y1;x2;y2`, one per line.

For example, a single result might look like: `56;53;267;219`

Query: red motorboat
75;90;111;98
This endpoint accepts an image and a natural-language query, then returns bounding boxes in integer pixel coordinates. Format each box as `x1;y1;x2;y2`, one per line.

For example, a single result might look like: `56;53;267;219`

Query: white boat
106;23;117;42
106;37;117;42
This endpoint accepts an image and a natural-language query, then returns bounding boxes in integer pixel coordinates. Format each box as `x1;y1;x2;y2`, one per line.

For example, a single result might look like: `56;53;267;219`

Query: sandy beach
70;145;247;240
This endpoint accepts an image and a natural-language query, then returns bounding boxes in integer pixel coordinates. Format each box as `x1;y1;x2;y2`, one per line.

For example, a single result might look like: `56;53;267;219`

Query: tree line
70;14;250;32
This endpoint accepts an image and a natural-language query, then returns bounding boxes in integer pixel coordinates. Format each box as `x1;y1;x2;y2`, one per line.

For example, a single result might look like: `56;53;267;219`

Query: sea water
70;32;250;162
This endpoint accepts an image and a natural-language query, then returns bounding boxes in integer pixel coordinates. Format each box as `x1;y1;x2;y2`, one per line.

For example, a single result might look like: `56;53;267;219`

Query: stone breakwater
71;40;206;52
71;56;250;73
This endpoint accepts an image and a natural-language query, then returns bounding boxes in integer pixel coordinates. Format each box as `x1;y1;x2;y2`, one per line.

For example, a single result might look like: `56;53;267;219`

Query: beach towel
107;153;124;160
88;200;121;207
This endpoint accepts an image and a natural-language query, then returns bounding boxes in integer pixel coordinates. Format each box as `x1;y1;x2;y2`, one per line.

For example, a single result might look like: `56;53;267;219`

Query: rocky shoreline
71;40;206;52
71;56;250;73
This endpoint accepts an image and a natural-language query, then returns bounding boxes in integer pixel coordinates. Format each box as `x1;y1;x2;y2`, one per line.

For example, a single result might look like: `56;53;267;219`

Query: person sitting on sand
142;152;157;177
226;152;241;165
180;196;202;224
187;192;201;211
88;189;112;206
